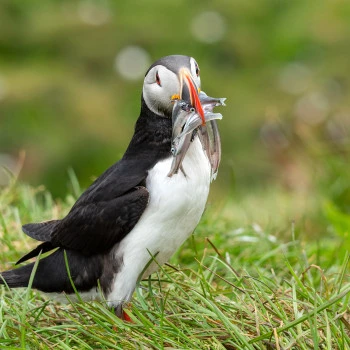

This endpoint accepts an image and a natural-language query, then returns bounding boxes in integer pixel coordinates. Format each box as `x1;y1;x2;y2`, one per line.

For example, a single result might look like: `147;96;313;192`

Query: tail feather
16;241;56;265
22;220;59;242
1;249;105;294
0;264;33;288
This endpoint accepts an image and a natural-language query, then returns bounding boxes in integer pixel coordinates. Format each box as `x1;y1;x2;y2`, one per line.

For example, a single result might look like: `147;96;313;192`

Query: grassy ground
0;179;349;349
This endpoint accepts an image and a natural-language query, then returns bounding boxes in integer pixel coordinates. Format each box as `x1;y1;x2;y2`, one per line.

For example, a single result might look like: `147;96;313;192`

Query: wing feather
52;186;149;254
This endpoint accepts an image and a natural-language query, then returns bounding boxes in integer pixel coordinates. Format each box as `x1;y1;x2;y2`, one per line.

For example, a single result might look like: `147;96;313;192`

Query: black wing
21;185;149;257
51;185;149;254
20;155;156;262
72;157;151;205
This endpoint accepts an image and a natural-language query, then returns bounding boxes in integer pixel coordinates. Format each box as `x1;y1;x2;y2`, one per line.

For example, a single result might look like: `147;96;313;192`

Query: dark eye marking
156;71;161;86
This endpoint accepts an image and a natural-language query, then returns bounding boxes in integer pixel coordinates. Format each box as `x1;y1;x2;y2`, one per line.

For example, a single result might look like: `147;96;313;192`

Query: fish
171;100;197;148
199;91;226;112
168;100;195;177
198;92;225;180
167;93;226;178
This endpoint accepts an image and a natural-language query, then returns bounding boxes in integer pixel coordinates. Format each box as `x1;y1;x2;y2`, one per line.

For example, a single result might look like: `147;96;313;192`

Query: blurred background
0;0;350;238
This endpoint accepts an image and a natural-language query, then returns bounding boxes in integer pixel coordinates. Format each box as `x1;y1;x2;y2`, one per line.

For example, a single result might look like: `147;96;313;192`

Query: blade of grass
249;284;350;344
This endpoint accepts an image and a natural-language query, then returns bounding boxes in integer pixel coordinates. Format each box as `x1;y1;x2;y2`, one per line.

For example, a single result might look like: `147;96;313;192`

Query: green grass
0;181;349;349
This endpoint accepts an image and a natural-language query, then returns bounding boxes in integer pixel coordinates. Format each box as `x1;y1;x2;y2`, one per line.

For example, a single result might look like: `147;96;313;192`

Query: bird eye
156;72;161;86
195;64;200;77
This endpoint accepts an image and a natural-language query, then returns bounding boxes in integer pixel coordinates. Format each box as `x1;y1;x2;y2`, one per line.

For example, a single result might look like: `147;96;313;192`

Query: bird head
142;55;205;124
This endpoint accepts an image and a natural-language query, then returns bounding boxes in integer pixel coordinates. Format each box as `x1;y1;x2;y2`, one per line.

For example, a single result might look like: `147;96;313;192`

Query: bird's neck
123;97;172;160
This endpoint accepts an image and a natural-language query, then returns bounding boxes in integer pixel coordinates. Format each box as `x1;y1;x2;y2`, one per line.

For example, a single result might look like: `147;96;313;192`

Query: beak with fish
168;68;226;180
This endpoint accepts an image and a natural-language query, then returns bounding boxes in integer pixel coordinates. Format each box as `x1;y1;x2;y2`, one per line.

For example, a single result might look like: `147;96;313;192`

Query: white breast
106;136;211;305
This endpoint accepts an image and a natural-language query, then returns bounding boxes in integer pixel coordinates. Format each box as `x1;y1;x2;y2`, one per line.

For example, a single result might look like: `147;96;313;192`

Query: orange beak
180;68;205;125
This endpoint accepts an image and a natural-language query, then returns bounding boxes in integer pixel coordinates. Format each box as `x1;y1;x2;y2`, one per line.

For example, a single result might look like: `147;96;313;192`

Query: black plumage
2;248;120;295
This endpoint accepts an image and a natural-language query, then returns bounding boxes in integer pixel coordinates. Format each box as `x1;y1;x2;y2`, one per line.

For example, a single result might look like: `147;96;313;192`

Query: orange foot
123;310;132;322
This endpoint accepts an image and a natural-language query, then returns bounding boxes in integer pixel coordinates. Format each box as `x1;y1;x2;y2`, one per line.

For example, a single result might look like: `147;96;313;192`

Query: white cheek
143;67;180;116
143;84;171;116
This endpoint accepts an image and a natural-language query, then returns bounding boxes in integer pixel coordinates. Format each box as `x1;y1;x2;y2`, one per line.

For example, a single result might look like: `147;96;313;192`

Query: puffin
0;55;222;318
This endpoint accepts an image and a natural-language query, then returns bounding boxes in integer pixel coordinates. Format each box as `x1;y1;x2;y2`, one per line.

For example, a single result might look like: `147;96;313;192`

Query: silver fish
199;91;226;112
177;111;222;140
168;100;195;177
208;120;221;180
168;93;226;179
199;92;225;180
168;132;192;177
171;100;196;147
